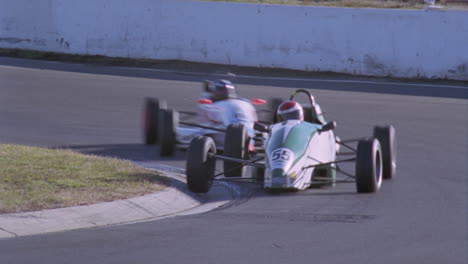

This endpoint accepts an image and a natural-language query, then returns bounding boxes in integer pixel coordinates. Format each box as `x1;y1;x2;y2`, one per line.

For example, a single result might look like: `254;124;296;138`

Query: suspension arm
209;154;266;168
180;121;226;132
303;157;356;169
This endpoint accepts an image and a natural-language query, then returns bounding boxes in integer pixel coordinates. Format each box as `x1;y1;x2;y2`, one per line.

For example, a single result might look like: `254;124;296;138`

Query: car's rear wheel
159;109;178;157
355;138;383;193
373;125;396;180
186;136;217;193
224;124;249;177
143;98;166;145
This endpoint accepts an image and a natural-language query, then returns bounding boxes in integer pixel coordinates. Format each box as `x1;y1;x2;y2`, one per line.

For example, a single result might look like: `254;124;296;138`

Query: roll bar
289;89;315;107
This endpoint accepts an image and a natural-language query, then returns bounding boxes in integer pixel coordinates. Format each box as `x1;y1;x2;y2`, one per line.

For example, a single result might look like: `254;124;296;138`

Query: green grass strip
0;144;168;214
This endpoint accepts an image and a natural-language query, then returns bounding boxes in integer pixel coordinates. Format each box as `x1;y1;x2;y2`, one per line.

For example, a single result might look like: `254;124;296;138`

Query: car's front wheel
143;97;166;145
186;136;217;193
355;138;383;193
159;109;178;157
373;125;396;180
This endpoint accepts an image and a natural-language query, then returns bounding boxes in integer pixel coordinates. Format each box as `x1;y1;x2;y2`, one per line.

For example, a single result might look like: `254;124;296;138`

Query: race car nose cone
266;148;295;188
270;168;288;187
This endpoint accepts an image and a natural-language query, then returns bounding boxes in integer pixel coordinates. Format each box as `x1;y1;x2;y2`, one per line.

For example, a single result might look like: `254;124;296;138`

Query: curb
0;165;239;239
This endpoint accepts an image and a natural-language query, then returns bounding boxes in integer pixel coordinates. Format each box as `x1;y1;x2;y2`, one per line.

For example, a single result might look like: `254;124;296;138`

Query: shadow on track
50;143;367;199
253;188;357;197
52;143;186;162
214;180;359;199
51;143;245;203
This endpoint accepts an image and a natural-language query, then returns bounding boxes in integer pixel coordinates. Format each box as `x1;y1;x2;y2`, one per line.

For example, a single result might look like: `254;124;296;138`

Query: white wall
1;0;467;80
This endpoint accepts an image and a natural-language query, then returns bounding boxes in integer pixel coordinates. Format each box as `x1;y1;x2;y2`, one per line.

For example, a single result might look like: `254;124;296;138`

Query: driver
276;101;304;122
202;79;237;101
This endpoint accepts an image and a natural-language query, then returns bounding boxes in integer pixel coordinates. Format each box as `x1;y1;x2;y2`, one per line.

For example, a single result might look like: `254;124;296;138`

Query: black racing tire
255;167;265;184
186;136;217;193
373;125;396;180
224;124;249;177
355;138;383;193
159;109;178;157
269;97;283;124
143;98;166;145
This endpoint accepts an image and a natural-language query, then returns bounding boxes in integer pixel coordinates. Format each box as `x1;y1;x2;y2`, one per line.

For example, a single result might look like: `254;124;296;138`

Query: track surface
0;58;466;264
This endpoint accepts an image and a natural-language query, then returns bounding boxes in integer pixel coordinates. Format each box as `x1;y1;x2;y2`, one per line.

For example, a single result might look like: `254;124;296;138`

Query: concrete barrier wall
1;0;467;80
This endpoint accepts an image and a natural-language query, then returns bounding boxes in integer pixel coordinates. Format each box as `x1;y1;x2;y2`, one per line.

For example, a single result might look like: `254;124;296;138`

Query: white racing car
143;80;281;157
185;89;397;194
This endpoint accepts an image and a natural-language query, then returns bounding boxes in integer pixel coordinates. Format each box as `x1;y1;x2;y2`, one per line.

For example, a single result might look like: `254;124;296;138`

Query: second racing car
143;79;281;157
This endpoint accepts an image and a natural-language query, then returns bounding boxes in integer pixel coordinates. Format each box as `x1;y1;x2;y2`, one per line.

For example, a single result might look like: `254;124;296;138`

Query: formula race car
143;80;281;157
185;89;396;193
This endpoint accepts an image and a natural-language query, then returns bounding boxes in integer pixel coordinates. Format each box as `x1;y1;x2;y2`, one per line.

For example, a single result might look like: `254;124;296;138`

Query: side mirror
254;122;270;133
318;121;336;133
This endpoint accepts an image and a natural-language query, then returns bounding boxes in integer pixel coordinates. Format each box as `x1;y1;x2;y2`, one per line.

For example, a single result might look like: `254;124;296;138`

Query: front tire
159;109;178;157
224;124;249;177
143;98;166;145
186;137;217;193
373;125;396;180
355;138;383;193
255;167;265;183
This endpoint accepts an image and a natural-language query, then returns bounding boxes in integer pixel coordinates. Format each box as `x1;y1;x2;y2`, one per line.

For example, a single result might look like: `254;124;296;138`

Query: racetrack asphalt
0;57;466;264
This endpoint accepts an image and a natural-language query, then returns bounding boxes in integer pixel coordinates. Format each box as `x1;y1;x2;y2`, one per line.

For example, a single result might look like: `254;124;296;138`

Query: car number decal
270;148;294;169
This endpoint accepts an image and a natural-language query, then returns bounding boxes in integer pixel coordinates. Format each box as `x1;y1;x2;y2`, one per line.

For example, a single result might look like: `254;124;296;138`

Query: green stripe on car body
266;121;320;168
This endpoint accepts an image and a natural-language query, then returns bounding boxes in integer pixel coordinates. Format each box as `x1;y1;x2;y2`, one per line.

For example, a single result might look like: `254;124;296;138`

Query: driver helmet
211;79;237;101
277;101;304;122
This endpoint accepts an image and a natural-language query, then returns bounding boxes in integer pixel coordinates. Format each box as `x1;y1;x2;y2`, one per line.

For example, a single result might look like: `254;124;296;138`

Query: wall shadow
1;56;466;99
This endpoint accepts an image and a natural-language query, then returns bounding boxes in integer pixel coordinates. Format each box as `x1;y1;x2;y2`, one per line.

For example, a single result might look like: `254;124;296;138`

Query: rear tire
224;124;249;177
159;109;178;157
355;138;383;193
373;125;396;180
186;137;217;193
143;98;166;145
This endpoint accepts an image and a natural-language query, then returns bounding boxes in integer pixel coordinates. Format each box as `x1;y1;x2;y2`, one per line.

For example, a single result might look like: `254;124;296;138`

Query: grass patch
0;144;169;214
